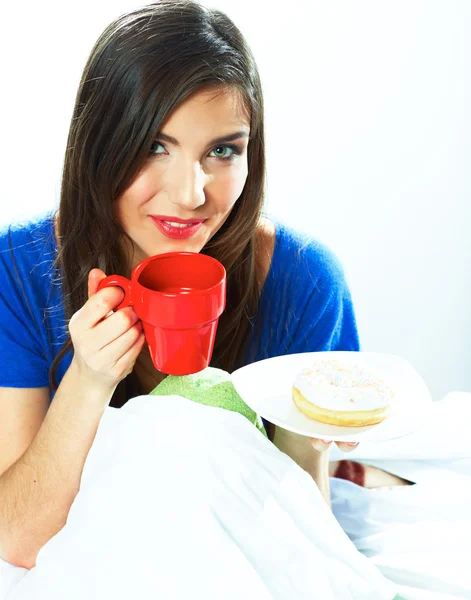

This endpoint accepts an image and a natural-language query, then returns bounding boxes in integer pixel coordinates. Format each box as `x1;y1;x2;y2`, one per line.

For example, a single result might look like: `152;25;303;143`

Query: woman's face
115;87;251;266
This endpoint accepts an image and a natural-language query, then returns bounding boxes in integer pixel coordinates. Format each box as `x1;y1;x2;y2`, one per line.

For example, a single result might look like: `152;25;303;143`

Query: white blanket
330;392;471;600
1;395;395;600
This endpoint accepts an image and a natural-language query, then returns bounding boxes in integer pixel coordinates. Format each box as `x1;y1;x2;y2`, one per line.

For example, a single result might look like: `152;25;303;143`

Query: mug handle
97;275;133;311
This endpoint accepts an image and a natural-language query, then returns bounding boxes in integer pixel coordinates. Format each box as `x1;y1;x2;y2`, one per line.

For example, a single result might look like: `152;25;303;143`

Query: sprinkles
294;358;394;412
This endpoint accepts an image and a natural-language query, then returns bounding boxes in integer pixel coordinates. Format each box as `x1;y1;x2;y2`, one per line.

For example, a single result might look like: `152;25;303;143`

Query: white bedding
1;394;395;600
1;393;469;599
330;392;471;600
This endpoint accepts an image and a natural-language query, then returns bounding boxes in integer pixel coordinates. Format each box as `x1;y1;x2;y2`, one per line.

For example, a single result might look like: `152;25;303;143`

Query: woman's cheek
213;168;248;210
131;169;161;204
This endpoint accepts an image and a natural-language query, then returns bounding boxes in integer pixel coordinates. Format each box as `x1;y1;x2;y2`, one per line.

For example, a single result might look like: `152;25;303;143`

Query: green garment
150;367;267;437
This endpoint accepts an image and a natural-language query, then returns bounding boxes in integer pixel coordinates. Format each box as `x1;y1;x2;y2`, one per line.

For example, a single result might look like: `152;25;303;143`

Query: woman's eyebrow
156;131;250;147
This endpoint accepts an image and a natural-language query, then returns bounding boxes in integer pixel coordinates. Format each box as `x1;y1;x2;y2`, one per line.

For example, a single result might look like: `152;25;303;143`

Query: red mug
97;252;226;375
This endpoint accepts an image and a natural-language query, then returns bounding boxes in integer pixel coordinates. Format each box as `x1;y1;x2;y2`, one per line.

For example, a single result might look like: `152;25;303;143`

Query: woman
0;0;360;570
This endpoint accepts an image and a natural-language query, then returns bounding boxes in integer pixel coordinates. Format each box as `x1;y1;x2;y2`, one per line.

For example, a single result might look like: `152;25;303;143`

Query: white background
0;1;469;401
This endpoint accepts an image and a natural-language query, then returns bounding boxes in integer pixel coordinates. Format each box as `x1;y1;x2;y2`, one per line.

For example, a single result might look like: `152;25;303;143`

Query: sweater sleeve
0;224;50;388
288;237;360;354
251;223;360;362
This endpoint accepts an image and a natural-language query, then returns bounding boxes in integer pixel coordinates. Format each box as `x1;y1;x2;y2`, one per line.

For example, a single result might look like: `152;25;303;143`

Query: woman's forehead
159;87;251;135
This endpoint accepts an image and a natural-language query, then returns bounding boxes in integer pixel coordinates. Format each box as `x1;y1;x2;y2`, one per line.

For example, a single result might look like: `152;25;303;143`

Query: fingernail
321;439;332;444
346;442;359;447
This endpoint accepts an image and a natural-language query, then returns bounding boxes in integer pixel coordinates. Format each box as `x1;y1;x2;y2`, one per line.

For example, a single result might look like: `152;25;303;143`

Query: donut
292;358;393;427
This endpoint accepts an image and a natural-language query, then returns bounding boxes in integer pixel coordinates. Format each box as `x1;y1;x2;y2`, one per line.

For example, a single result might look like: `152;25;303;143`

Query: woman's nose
169;161;208;211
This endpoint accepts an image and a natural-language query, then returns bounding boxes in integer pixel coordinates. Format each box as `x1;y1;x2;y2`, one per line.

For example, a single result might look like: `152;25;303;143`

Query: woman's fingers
68;270;145;390
309;438;333;452
88;268;108;298
91;324;146;381
73;286;126;331
93;306;140;349
110;330;146;379
309;438;360;453
98;318;144;364
70;294;141;363
336;442;360;452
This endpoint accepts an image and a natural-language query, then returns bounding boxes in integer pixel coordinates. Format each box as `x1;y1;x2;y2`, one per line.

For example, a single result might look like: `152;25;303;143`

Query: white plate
231;352;433;442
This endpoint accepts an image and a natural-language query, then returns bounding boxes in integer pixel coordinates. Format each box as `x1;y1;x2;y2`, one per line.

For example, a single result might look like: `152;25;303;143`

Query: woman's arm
0;270;145;569
272;426;331;507
0;364;113;569
255;221;361;503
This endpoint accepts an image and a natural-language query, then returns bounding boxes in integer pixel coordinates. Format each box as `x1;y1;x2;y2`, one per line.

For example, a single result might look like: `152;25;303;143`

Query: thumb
88;268;107;299
310;438;333;453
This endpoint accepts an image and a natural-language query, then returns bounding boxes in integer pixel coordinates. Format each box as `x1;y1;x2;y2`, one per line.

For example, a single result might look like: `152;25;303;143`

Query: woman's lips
149;216;206;240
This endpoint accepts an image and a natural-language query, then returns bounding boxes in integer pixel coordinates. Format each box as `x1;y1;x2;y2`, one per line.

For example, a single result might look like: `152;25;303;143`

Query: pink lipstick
150;215;205;240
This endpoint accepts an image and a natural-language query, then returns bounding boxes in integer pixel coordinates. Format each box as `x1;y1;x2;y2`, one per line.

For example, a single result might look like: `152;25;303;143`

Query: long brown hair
50;0;266;406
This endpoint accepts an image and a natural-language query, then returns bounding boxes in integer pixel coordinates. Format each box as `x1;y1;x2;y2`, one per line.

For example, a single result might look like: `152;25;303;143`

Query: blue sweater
0;213;359;399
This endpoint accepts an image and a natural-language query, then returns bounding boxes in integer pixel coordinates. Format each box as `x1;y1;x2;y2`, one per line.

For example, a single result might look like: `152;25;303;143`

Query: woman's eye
149;141;165;155
149;141;241;161
209;145;234;159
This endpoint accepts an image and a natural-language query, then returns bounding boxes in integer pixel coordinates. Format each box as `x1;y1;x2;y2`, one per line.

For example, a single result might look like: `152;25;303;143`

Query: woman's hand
272;428;359;506
309;438;359;454
273;428;359;466
68;268;146;391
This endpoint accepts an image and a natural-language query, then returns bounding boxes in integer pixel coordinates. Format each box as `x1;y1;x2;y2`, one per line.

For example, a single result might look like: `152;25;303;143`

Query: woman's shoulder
255;216;276;285
0;210;55;241
0;211;56;264
259;216;346;291
0;211;58;295
252;218;359;358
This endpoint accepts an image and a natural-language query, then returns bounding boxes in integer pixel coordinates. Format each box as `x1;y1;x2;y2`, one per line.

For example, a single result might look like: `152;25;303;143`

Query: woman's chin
145;240;205;258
